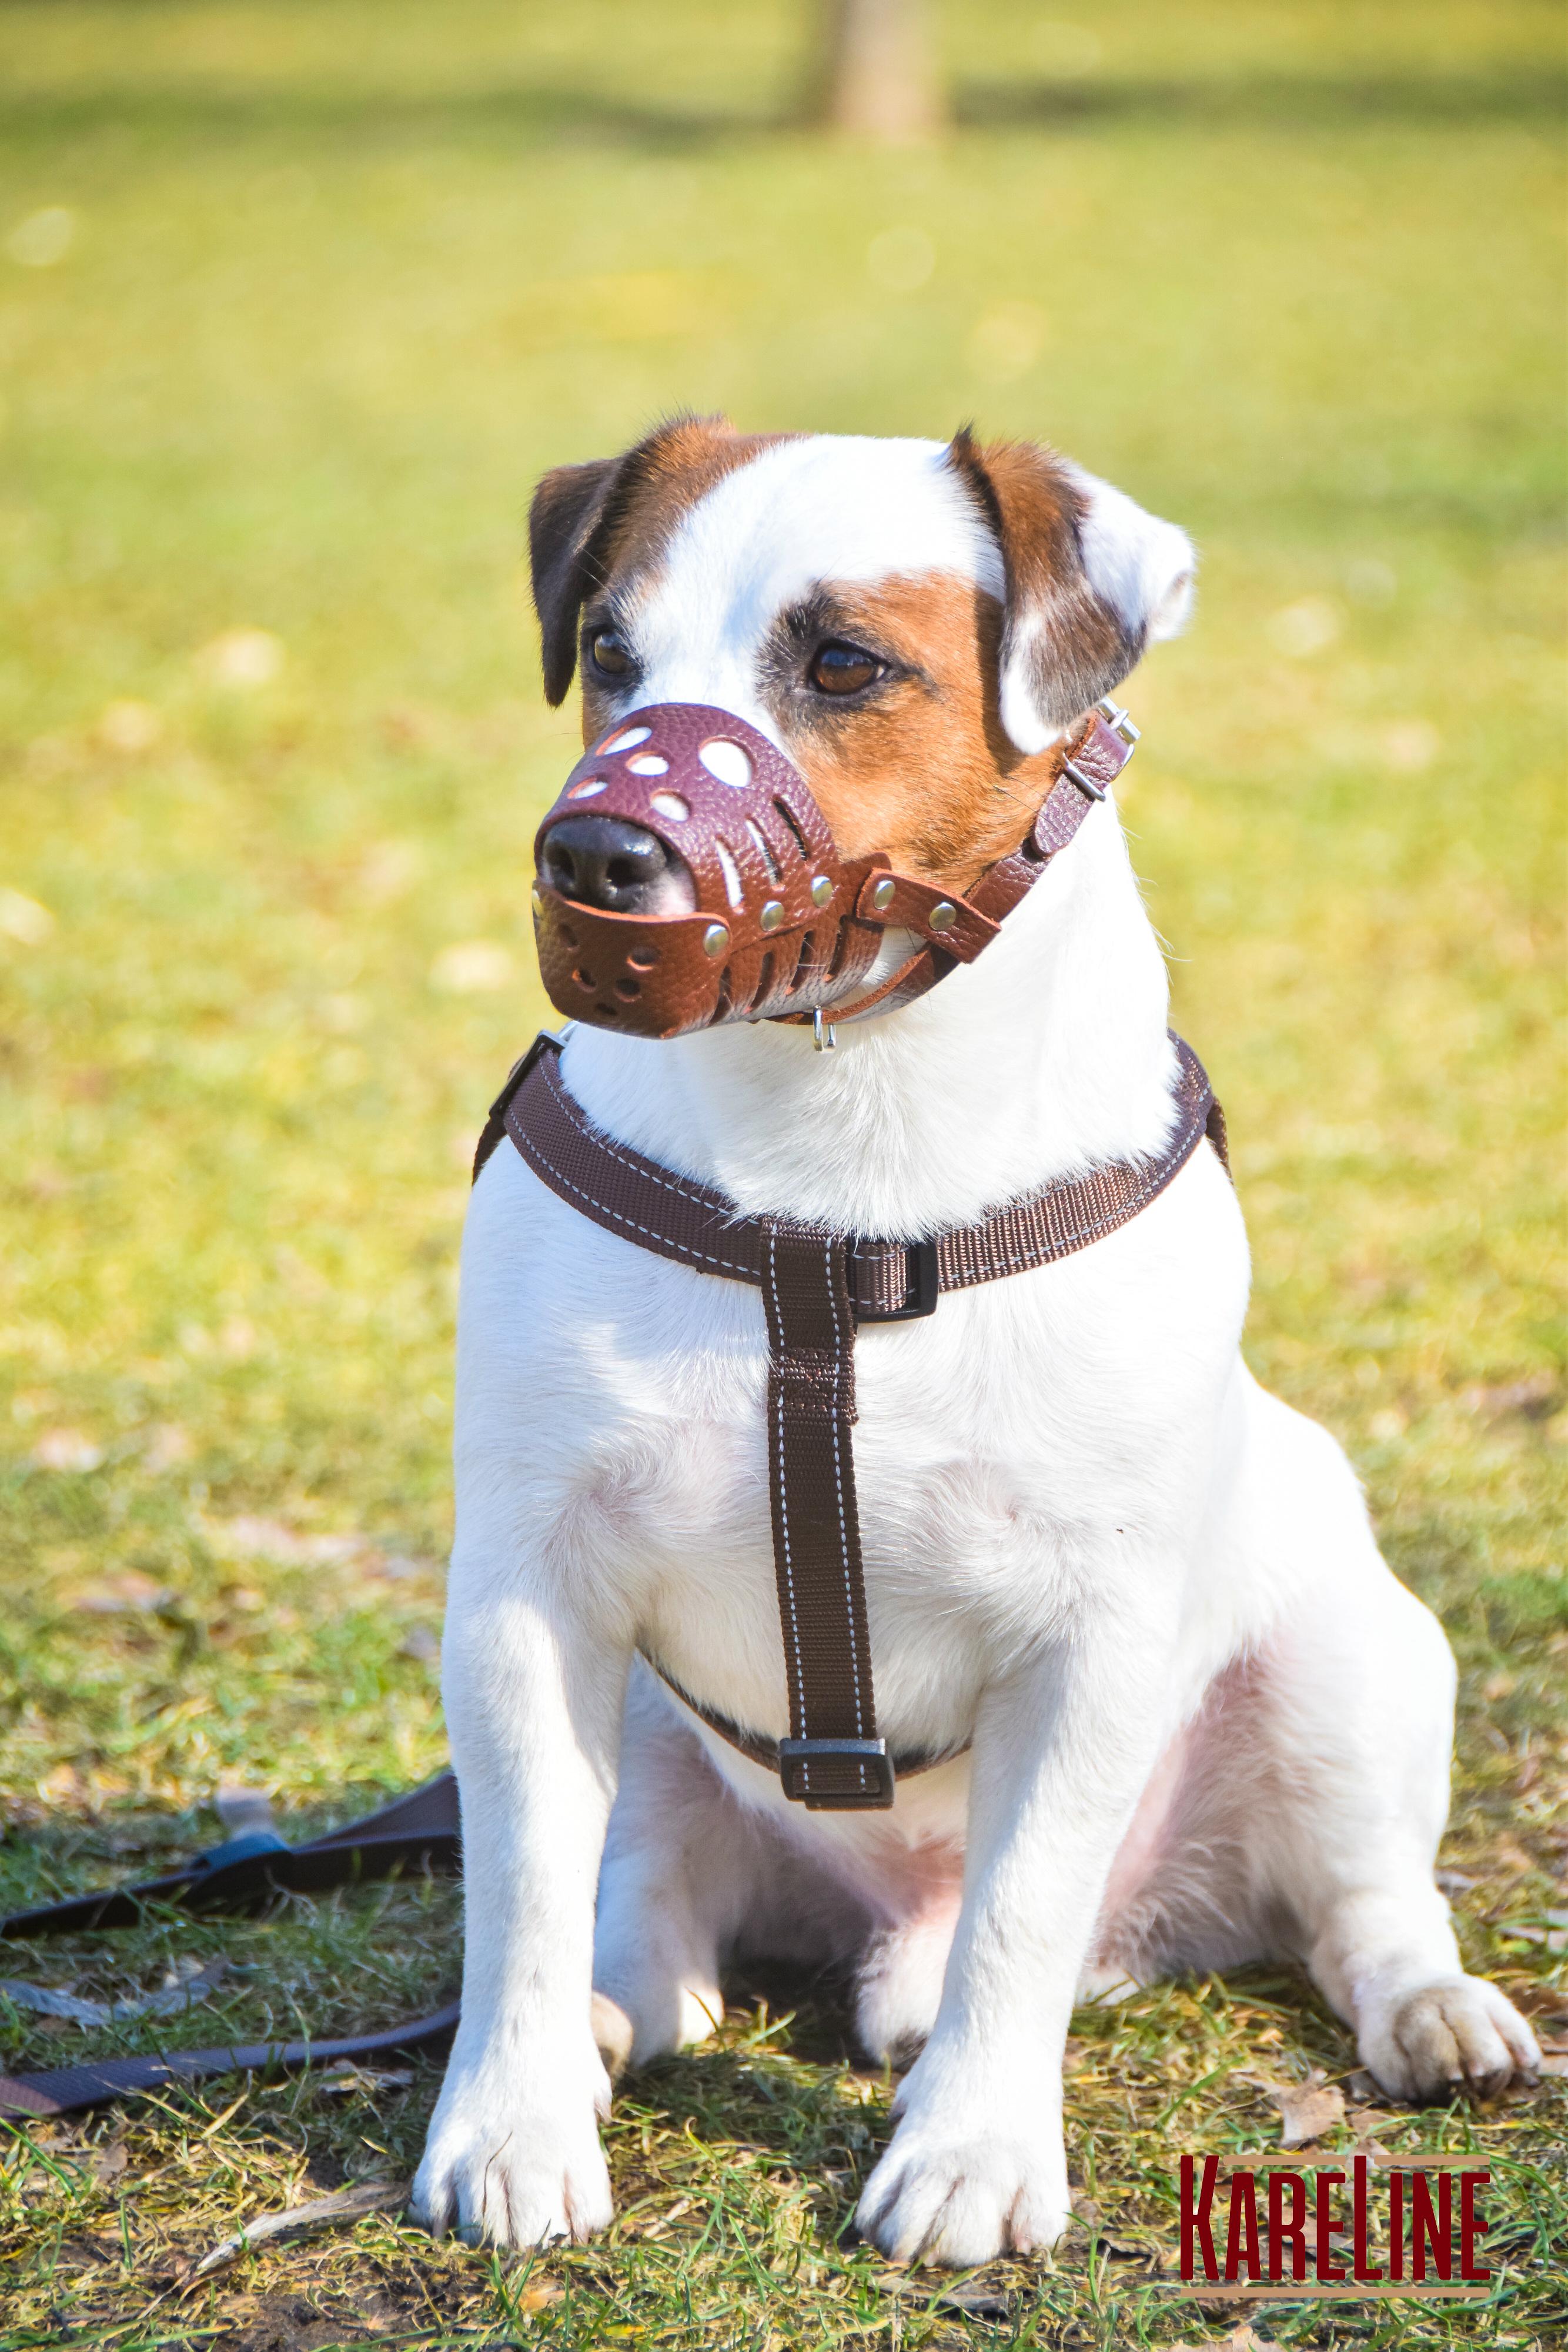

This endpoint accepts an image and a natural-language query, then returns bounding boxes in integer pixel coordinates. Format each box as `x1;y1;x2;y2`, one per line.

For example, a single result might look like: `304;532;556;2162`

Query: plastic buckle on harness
191;1829;290;1872
873;1238;940;1321
777;1738;895;1809
489;1028;569;1124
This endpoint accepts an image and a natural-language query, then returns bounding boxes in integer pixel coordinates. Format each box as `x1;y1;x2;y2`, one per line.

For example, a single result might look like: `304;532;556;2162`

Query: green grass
1;1;1564;2343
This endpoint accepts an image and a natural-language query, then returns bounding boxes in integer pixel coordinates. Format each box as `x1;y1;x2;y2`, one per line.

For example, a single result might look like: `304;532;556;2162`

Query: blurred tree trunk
809;0;946;141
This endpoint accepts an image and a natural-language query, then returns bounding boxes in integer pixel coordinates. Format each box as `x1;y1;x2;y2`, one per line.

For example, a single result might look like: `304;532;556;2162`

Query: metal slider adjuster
777;1737;895;1810
1095;695;1142;748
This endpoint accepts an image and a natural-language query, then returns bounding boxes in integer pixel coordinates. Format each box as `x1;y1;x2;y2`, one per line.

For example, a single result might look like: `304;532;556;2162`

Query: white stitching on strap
823;1237;867;1745
542;1053;745;1221
511;1108;755;1278
767;1233;808;1751
937;1107;1208;1285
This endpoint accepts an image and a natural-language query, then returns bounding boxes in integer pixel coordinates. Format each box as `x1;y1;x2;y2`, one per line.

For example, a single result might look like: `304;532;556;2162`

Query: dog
411;418;1538;2265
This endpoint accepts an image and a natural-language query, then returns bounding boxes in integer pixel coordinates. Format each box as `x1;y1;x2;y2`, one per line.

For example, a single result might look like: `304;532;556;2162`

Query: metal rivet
760;900;784;933
702;921;730;958
928;901;957;933
810;874;833;908
870;876;896;914
530;886;543;917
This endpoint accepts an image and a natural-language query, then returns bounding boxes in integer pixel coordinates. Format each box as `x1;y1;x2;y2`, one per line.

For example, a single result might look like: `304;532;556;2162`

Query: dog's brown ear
529;413;748;707
529;457;624;708
947;428;1194;752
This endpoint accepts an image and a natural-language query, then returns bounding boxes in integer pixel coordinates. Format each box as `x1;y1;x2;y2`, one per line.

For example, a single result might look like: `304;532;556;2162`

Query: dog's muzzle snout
530;703;885;1040
537;815;696;917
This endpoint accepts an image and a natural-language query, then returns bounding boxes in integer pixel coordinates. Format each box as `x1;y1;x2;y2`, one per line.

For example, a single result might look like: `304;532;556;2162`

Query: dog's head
528;418;1193;1038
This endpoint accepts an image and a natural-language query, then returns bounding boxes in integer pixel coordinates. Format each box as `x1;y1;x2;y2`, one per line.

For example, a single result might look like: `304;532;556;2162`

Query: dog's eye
808;640;882;696
589;627;633;679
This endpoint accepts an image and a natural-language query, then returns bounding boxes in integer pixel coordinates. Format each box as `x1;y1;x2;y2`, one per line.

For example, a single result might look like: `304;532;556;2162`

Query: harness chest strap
476;1034;1229;1809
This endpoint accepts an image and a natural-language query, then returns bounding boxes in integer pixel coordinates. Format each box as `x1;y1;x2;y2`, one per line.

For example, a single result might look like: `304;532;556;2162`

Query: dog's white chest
456;1137;1247;1758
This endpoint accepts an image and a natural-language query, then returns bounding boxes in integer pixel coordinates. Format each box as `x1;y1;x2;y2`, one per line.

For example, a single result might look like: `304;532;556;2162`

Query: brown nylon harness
473;1031;1228;1809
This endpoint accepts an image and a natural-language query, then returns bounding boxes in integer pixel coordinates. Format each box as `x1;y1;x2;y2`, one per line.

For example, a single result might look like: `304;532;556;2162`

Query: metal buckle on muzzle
531;704;883;1043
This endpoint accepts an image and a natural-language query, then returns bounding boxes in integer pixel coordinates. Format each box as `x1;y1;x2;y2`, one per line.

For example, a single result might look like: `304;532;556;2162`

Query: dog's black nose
537;816;688;915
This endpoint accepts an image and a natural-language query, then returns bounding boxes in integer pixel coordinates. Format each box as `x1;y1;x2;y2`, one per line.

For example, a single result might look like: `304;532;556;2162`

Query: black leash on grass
0;1774;462;2119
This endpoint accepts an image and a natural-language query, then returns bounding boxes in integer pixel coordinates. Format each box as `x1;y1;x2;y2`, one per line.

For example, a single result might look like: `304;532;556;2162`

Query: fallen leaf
204;1514;364;1565
189;2176;407;2277
514;2278;563;2312
0;887;56;943
142;1422;193;1471
1177;2330;1289;2352
32;1429;102;1474
72;1570;173;1615
196;628;284;689
96;699;163;753
1268;2068;1345;2147
1267;596;1341;658
316;2066;414;2097
931;2284;1012;2318
1461;1375;1557;1419
88;2140;129;2185
1;1958;228;2027
429;938;514;994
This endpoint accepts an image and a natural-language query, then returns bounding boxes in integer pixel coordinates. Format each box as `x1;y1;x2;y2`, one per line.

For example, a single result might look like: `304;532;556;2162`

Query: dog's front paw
855;2117;1071;2267
412;2072;613;2249
1360;1975;1540;2104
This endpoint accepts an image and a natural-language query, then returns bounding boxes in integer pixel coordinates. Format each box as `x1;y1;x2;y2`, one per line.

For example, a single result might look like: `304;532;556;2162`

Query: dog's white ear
947;431;1195;754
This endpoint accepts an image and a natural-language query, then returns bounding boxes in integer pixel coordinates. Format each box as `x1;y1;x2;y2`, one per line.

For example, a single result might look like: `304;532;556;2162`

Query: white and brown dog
412;419;1537;2264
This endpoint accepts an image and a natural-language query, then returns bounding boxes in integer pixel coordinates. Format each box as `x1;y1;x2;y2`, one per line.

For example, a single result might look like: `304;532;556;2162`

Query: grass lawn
1;1;1563;2344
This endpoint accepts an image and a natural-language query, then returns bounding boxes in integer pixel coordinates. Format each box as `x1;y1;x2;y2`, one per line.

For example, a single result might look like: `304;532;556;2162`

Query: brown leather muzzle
532;697;1138;1041
532;704;890;1039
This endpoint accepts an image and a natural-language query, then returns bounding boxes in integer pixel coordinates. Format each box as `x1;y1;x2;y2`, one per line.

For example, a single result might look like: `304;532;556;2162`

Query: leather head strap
531;699;1139;1041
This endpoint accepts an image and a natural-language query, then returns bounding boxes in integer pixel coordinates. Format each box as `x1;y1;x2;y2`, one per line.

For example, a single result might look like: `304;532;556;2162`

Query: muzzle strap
761;1227;891;1808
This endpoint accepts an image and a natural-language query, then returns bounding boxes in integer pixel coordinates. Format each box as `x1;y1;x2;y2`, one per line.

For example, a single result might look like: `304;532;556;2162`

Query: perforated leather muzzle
531;697;1139;1041
531;704;890;1038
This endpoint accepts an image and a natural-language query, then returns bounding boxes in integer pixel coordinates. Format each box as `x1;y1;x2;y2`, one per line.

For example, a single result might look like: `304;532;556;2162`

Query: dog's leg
592;1664;743;2066
411;1555;630;2249
595;1664;877;2065
854;1885;964;2069
1213;1389;1540;2101
855;1613;1176;2266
